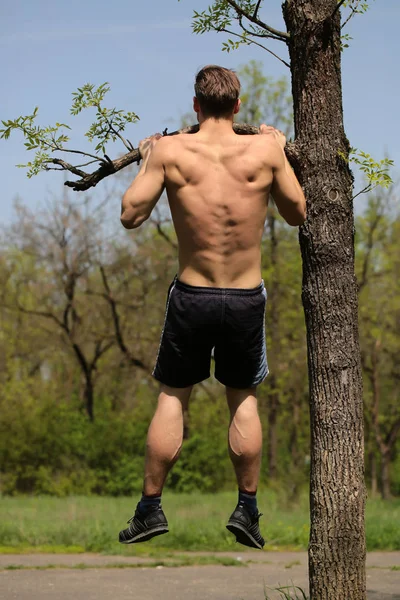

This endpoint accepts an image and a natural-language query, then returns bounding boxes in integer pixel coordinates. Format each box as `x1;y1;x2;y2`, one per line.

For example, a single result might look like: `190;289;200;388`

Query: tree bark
266;211;279;480
283;1;366;598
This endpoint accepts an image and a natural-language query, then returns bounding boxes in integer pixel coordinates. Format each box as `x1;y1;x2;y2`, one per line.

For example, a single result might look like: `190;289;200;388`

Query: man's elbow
120;212;147;230
120;195;148;229
287;203;307;227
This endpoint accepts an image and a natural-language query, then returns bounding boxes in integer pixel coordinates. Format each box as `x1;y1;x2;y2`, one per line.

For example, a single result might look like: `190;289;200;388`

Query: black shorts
152;277;268;389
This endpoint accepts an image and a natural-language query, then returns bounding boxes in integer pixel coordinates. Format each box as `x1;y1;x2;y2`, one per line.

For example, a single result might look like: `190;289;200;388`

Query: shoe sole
119;525;169;544
226;521;264;550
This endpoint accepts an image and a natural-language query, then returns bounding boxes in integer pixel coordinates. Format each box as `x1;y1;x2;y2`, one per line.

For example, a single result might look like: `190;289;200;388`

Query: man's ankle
238;488;258;515
138;493;162;515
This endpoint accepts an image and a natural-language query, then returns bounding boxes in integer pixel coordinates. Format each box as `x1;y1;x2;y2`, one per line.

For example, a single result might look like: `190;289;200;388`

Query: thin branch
352;184;373;201
154;221;178;250
18;123;109;165
238;15;283;41
103;116;133;153
73;159;102;169
253;0;262;20
226;0;289;40
99;265;148;370
385;415;400;450
54;146;109;164
357;209;384;293
46;159;88;178
9;302;66;331
90;339;114;372
341;0;362;28
221;27;290;68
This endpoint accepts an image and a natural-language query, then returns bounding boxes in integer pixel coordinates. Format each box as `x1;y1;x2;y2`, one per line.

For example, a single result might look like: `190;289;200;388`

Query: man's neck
198;117;235;135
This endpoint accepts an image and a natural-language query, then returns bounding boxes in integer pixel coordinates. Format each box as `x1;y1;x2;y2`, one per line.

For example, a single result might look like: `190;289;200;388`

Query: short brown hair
194;65;241;119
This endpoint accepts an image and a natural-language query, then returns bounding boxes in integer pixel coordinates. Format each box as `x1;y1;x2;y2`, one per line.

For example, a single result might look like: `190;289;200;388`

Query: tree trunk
381;451;391;500
267;385;278;479
84;374;94;422
369;451;378;497
283;2;366;598
289;389;301;469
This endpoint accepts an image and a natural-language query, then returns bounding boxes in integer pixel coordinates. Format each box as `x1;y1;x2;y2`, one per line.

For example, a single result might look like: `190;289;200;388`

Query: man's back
159;128;277;288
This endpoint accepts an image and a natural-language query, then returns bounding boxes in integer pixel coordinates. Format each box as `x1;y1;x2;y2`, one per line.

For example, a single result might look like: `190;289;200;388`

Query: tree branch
99;265;148;370
63;123;299;192
342;0;362;28
385;415;400;450
238;15;283;41
46;159;88;179
221;27;290;67
332;0;347;18
253;0;262;20
226;0;289;40
357;210;383;293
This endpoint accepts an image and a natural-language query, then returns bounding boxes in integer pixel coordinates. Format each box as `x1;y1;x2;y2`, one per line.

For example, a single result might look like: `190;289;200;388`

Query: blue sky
0;0;399;223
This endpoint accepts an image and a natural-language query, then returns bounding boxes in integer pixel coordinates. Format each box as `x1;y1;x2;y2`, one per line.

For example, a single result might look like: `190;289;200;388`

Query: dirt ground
0;551;399;599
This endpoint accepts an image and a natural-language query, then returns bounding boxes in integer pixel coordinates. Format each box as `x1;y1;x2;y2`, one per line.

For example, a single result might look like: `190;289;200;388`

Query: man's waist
174;276;265;296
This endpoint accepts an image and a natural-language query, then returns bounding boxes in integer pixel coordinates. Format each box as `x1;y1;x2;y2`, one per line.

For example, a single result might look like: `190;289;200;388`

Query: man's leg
226;386;265;549
226;386;262;491
143;384;192;495
119;384;192;544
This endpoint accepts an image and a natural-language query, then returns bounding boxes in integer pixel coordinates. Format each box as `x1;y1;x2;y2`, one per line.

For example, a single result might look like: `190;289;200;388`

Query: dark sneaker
119;504;169;544
226;502;265;550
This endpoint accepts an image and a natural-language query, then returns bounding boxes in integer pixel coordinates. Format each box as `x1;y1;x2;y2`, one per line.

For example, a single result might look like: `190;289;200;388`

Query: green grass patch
0;492;398;554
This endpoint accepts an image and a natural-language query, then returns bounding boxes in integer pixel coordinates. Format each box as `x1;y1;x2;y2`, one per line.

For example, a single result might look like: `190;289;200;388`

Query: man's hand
139;133;163;162
259;124;286;150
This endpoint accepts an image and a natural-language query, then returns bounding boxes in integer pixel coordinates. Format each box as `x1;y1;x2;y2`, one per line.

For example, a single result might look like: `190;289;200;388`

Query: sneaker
226;502;265;550
119;504;169;544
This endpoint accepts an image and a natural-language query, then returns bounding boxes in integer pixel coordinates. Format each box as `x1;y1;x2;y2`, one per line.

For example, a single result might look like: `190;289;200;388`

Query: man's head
194;65;241;121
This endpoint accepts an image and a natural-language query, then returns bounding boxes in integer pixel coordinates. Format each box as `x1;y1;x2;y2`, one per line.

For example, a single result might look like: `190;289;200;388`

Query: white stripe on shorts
152;279;177;376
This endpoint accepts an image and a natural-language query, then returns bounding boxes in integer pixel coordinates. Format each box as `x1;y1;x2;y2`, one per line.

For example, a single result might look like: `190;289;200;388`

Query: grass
0;491;399;554
264;585;309;600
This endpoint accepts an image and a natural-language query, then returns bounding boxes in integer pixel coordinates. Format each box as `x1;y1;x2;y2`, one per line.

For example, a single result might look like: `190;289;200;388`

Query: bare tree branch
9;303;66;331
357;209;384;293
99;265;148;370
253;0;262;20
238;16;282;41
385;415;400;450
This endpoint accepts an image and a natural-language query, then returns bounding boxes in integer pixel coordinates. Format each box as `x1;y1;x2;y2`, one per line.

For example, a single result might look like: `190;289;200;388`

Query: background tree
356;192;400;500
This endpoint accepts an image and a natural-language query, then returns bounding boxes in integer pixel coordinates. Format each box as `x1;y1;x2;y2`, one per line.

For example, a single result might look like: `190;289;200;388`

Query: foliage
337;148;394;198
0;83;139;177
70;83;139;153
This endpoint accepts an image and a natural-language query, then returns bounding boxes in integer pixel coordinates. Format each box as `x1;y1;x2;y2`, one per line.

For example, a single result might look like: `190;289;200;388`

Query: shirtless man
118;65;306;549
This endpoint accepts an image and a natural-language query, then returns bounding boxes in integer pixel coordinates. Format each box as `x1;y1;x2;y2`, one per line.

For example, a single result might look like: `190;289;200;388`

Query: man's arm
121;134;165;229
260;124;306;227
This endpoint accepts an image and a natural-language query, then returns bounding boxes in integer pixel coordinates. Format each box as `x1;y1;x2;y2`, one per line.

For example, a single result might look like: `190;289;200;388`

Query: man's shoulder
151;135;179;162
248;132;283;164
